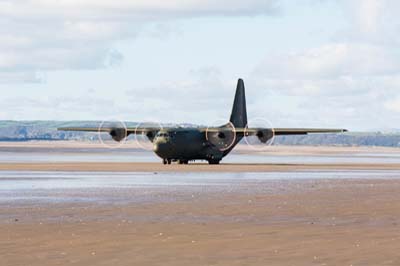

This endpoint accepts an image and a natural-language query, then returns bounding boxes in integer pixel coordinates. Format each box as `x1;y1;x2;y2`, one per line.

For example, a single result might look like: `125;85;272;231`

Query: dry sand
2;179;400;266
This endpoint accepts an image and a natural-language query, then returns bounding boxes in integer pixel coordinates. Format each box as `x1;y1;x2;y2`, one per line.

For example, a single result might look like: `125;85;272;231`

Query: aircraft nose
153;141;169;155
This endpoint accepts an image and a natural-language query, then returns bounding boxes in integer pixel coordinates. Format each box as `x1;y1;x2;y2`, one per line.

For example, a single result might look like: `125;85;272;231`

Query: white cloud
254;43;400;80
352;0;384;34
256;0;400;82
0;1;280;18
123;66;237;123
252;43;400;113
340;0;400;46
0;0;279;83
0;71;44;83
0;94;119;120
1;0;399;131
385;97;400;113
248;0;400;130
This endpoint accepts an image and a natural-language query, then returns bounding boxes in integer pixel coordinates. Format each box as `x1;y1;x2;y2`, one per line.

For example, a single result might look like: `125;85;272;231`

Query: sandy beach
0;141;399;172
0;161;400;172
1;142;400;265
2;178;400;266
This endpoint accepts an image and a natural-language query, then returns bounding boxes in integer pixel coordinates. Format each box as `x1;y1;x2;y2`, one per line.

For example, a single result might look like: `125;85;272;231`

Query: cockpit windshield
156;132;169;138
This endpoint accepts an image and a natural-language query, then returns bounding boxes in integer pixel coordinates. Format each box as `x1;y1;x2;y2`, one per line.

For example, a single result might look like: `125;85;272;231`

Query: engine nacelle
109;128;127;142
256;129;274;143
205;124;236;151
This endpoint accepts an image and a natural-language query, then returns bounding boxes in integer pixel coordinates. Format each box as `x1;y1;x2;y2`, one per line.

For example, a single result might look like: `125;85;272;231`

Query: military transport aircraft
58;79;347;164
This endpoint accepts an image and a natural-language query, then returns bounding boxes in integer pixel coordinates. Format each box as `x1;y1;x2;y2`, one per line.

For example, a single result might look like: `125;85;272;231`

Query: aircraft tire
208;159;220;165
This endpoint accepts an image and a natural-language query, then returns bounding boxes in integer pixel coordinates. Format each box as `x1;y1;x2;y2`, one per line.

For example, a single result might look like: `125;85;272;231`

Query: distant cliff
0;121;399;147
0;121;100;141
273;133;400;147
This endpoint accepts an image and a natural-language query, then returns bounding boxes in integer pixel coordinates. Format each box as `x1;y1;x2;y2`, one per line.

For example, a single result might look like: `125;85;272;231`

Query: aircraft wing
57;127;161;142
203;127;347;135
57;127;158;135
258;128;347;135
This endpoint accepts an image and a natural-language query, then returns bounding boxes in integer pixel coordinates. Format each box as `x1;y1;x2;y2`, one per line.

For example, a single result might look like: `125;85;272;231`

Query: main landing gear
162;159;172;165
208;159;220;165
162;159;220;165
162;159;189;164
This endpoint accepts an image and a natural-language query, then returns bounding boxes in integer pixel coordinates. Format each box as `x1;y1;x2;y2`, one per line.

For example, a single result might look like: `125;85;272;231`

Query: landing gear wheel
163;159;172;165
179;160;189;165
208;159;220;165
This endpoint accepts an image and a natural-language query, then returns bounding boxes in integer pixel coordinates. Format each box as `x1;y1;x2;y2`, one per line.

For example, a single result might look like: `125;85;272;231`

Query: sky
0;0;399;131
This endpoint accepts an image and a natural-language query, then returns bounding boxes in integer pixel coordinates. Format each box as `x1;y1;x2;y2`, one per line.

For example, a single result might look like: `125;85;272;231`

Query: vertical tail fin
229;79;248;129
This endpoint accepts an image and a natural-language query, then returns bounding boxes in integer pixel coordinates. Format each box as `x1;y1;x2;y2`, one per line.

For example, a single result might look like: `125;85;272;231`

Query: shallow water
1;145;400;205
2;170;400;189
1;149;400;164
0;170;399;204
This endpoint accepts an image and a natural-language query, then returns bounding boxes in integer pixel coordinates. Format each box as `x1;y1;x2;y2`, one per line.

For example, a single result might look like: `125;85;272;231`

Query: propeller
206;121;237;152
134;121;163;151
98;119;128;149
244;118;275;151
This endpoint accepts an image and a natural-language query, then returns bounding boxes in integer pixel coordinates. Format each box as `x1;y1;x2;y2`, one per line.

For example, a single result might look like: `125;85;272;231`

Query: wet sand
0;161;400;172
1;140;399;155
1;142;400;265
2;178;400;266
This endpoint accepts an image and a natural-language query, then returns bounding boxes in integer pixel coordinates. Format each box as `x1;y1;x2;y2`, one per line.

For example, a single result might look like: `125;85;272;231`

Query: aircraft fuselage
152;128;242;164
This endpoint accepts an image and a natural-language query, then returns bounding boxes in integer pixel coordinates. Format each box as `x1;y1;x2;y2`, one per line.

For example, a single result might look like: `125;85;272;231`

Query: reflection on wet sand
1;141;400;164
